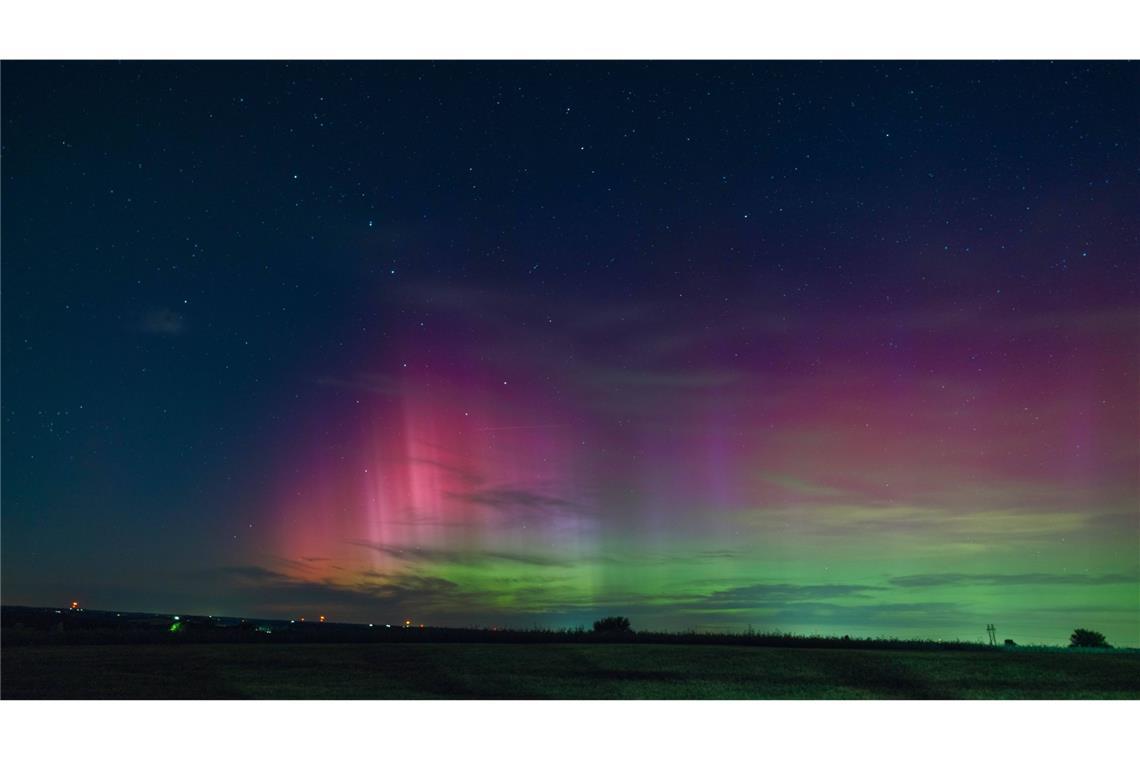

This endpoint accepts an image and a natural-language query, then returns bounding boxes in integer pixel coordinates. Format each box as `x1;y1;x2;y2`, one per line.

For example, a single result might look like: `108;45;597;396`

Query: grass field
4;643;1139;698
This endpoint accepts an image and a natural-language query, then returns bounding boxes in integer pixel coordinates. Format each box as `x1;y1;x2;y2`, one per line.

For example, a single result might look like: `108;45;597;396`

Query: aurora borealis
2;61;1137;645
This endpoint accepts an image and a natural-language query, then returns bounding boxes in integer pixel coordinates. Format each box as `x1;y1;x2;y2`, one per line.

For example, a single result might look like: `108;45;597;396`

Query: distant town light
386;624;391;628
319;615;326;623
173;615;180;621
70;601;79;610
369;623;374;627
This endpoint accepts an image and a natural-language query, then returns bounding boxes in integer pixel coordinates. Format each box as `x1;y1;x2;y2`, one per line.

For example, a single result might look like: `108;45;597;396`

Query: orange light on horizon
319;615;326;623
70;601;79;610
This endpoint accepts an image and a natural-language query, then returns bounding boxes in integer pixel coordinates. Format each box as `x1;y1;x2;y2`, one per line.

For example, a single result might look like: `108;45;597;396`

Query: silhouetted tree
1069;628;1110;648
593;616;632;633
1003;639;1017;646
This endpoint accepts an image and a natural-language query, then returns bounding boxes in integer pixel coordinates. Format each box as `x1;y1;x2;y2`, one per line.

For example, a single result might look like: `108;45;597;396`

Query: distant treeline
0;606;1120;653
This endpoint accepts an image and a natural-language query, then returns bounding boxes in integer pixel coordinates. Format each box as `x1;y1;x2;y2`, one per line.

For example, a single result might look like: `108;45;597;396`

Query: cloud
756;472;851;501
407;457;483;486
738;503;1109;554
268;556;335;574
447;485;590;516
684;582;882;610
889;572;1139;588
516;589;969;633
349;541;575;568
735;601;967;629
212;564;484;617
394;280;782;416
140;308;185;335
205;564;1050;636
751;470;1116;514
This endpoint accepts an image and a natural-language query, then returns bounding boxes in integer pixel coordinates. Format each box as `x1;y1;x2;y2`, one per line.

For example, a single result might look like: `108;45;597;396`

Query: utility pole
986;624;997;646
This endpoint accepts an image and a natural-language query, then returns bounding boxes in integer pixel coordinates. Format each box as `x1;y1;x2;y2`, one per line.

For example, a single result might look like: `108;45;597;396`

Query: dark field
4;643;1139;699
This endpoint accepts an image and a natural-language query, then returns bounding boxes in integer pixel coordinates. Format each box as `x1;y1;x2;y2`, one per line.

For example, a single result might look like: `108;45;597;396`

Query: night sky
2;62;1136;645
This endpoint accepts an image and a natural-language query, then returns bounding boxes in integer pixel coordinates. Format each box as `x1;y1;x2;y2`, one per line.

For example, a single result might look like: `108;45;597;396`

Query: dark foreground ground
4;643;1139;698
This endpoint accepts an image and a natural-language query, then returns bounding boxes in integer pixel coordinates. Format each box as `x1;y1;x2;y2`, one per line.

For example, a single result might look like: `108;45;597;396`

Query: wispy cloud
739;502;1110;551
407;457;483;486
889;572;1139;588
674;582;882;611
212;564;487;617
446;485;591;516
349;541;575;568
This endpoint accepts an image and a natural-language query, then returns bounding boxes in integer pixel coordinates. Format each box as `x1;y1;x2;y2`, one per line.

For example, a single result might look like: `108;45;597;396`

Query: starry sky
2;62;1137;645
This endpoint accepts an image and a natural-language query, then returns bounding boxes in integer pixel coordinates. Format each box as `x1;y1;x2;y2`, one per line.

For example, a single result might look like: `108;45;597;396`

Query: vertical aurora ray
4;62;1136;648
251;293;1139;644
264;334;607;622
